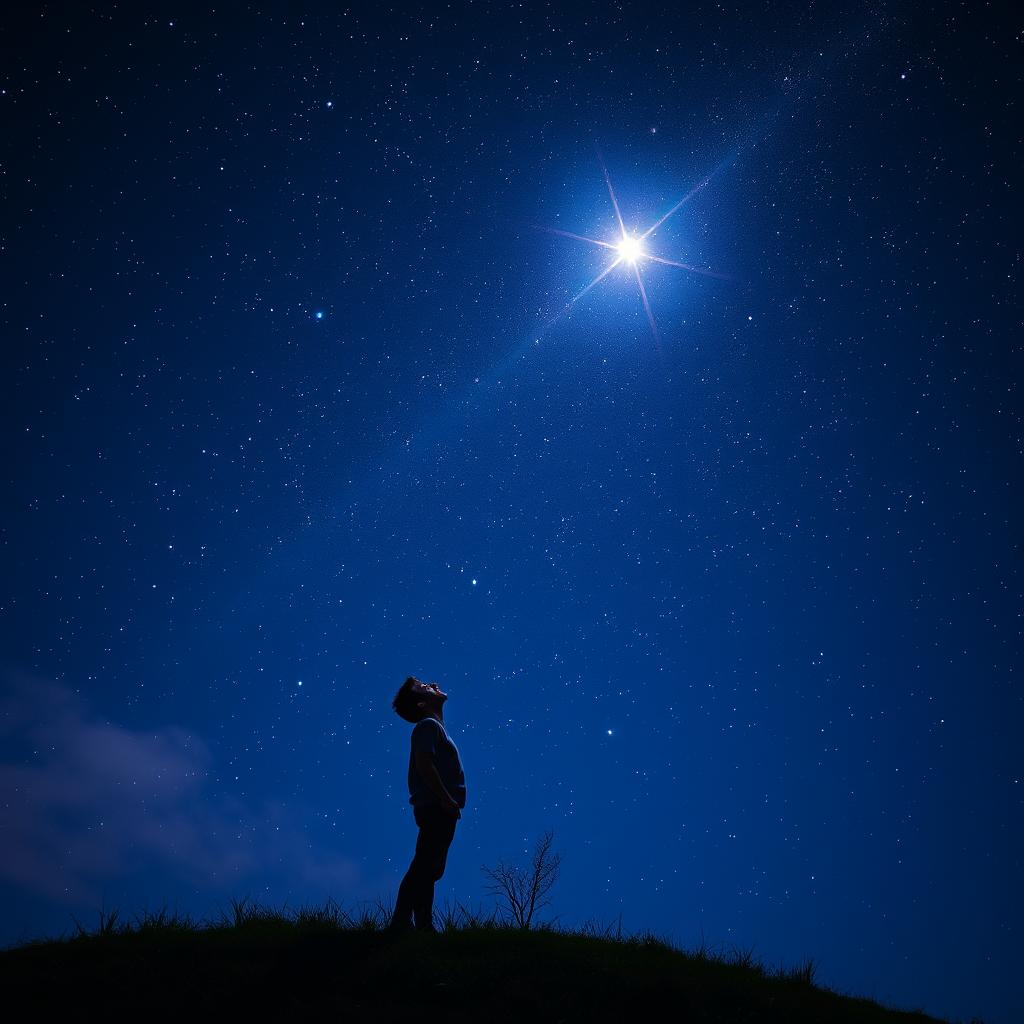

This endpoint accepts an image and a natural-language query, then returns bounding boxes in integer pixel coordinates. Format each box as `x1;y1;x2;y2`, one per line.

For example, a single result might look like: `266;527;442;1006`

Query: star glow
544;155;727;343
617;235;645;264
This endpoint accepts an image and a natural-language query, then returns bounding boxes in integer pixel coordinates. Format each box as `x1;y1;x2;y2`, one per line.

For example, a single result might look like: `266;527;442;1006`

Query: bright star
617;235;645;264
543;153;728;344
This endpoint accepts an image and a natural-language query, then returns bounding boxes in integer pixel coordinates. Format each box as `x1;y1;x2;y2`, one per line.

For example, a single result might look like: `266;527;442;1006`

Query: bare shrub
481;829;562;929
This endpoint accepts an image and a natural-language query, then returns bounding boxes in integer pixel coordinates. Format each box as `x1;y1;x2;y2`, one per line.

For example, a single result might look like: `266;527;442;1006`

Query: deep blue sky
1;4;1019;1022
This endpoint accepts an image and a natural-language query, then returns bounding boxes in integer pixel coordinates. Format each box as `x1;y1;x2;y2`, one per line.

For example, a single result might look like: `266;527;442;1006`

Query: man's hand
415;750;461;818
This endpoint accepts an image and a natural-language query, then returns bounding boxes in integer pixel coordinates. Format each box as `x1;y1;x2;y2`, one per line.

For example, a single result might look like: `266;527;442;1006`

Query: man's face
412;678;446;710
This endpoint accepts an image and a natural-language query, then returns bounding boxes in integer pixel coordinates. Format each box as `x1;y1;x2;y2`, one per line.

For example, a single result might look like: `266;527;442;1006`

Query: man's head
392;676;447;723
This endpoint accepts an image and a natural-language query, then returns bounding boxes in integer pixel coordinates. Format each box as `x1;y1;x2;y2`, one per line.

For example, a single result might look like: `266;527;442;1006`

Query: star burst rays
545;156;728;344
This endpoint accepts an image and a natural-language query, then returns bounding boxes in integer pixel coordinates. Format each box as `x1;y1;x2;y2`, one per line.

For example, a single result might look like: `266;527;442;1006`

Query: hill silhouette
0;900;949;1022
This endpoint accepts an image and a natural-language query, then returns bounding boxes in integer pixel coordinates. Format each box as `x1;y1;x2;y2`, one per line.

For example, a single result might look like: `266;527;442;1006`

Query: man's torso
407;718;467;809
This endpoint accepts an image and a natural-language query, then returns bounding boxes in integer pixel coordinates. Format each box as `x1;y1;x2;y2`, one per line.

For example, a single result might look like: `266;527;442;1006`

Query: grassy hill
0;901;948;1022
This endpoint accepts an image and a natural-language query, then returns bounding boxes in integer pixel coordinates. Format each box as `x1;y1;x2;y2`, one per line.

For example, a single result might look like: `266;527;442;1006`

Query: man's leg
390;831;421;930
411;805;457;930
391;805;457;931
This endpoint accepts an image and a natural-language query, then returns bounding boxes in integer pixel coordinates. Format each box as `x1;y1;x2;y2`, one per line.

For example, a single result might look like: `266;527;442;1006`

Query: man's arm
414;750;459;812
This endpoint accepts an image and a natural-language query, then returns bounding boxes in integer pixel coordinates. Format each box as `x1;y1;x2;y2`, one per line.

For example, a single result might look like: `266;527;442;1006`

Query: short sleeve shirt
408;717;467;809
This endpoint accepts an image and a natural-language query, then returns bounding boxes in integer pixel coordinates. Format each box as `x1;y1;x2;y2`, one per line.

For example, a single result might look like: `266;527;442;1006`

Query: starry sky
1;4;1019;1022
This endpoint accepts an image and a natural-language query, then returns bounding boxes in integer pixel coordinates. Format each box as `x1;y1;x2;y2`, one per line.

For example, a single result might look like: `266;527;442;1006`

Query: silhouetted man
389;676;467;933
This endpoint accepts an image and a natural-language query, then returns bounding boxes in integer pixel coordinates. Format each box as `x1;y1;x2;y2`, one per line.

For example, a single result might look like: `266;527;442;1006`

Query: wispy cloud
0;672;360;905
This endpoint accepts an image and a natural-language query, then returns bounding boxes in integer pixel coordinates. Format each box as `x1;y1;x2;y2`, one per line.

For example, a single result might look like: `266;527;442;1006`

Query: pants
391;803;459;930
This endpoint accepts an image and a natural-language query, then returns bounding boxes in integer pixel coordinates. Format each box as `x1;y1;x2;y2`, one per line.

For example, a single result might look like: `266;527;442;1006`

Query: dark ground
0;919;951;1023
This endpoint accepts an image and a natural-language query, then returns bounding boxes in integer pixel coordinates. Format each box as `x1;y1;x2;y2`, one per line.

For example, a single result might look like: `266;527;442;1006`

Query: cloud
0;672;360;905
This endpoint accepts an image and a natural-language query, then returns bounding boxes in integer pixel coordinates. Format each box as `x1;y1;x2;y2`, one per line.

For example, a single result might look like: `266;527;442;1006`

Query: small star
314;310;325;320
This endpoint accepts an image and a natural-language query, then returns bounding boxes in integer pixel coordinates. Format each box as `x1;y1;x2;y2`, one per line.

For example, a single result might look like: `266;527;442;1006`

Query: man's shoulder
412;717;443;734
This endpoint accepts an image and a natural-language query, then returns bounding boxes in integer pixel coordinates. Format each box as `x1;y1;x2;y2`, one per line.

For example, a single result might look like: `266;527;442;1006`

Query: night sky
1;5;1019;1023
